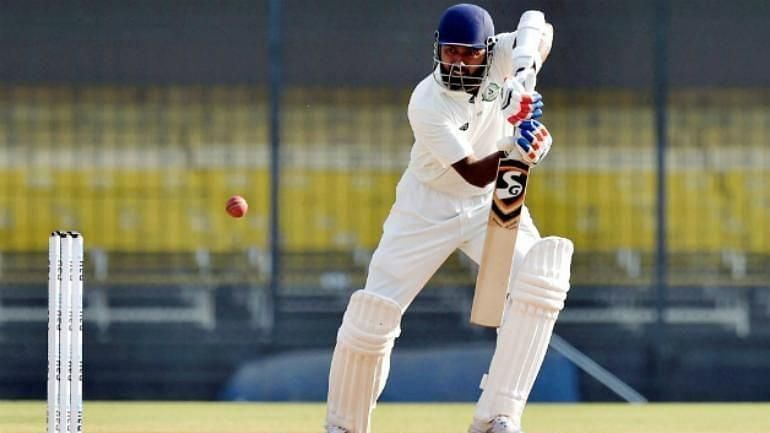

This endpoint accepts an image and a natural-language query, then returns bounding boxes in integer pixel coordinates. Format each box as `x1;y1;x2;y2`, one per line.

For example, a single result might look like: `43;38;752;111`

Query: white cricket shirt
406;32;518;198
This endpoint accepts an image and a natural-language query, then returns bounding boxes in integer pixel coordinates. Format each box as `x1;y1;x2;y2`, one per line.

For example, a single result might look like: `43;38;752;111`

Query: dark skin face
439;44;487;93
439;45;486;72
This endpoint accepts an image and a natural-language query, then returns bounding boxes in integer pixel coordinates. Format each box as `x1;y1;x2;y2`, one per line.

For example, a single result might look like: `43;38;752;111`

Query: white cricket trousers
365;169;541;310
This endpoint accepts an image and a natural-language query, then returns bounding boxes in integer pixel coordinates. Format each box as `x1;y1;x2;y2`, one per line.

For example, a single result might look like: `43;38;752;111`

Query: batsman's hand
500;75;543;127
497;119;552;166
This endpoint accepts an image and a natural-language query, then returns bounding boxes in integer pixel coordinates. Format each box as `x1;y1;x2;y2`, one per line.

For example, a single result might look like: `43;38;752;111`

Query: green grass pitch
2;402;769;433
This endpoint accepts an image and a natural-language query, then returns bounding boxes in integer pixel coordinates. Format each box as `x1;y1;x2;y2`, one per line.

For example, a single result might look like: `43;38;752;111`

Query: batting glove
500;77;543;127
497;119;552;165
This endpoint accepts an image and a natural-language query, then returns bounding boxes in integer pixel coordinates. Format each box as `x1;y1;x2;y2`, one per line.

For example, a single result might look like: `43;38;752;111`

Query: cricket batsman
325;4;573;433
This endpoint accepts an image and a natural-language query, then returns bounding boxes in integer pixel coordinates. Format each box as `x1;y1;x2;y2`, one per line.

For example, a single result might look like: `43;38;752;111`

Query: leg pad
326;290;402;433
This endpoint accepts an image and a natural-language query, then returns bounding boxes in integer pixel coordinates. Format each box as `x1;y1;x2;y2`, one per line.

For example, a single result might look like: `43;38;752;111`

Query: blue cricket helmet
435;3;495;48
432;3;496;93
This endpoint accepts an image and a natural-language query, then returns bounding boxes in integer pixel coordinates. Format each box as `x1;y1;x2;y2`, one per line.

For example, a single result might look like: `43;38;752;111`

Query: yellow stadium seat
1;85;769;262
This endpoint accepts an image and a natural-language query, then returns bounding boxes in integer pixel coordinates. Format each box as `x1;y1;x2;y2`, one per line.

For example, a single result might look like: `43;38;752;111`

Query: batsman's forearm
451;151;507;188
479;151;507;185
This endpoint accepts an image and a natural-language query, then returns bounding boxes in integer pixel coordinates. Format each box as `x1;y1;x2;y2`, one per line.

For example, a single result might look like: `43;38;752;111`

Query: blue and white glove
497;119;552;165
500;76;543;126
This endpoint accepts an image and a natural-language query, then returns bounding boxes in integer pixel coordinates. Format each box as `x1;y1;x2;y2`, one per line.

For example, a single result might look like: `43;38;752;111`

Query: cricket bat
470;10;547;327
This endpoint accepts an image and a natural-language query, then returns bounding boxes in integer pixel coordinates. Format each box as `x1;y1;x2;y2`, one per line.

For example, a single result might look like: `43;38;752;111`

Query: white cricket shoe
468;415;521;433
489;415;520;433
325;425;349;433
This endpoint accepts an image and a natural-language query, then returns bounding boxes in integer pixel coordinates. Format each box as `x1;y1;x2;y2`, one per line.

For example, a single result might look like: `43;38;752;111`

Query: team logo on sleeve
481;82;501;102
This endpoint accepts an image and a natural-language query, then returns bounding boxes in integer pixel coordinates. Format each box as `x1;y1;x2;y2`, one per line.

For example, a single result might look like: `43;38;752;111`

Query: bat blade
470;9;546;328
470;158;530;327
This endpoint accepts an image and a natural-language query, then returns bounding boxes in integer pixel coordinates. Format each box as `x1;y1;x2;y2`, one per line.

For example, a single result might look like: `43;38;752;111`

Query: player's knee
338;290;402;355
509;236;573;311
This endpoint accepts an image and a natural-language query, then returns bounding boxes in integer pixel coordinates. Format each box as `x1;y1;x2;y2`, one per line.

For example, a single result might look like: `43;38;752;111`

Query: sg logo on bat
491;158;530;229
498;171;524;199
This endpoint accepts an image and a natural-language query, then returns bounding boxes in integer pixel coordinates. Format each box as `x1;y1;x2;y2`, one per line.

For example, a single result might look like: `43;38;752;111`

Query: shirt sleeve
408;106;473;167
